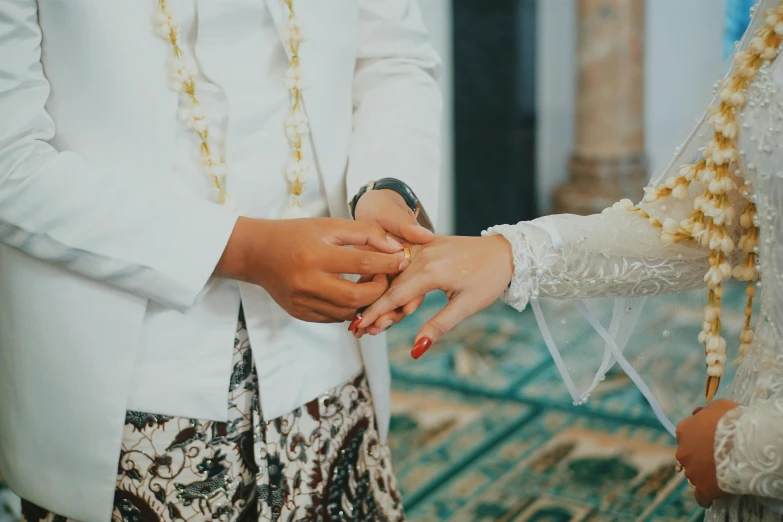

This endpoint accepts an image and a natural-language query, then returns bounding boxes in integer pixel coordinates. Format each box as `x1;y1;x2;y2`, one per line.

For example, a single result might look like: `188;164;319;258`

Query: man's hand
353;189;434;245
676;399;739;508
352;189;435;334
216;217;407;323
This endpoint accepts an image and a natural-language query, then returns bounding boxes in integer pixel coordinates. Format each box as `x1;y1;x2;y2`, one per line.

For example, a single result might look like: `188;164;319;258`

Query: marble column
553;0;647;215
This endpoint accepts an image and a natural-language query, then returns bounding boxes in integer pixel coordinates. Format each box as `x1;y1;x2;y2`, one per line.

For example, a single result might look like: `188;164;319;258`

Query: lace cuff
714;399;783;499
482;223;542;312
714;405;747;495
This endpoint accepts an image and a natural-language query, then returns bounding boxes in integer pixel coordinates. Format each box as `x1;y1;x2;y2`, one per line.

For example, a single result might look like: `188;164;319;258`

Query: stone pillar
553;0;648;215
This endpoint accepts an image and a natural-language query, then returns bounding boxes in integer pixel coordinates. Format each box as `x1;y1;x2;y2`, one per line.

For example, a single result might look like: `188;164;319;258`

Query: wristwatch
349;178;433;231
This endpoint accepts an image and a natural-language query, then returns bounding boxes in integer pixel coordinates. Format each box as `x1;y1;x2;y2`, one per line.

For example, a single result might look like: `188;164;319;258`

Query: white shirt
126;1;363;421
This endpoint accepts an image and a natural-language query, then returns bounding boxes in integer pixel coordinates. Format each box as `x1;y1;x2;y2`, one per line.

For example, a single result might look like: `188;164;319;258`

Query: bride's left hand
354;234;515;358
675;399;739;508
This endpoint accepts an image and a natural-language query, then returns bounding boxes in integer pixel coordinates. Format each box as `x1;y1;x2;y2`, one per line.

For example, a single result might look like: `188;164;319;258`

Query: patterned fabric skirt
21;314;405;522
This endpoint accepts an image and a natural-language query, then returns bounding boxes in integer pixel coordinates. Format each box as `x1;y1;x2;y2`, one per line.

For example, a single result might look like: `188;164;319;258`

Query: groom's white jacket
0;1;441;519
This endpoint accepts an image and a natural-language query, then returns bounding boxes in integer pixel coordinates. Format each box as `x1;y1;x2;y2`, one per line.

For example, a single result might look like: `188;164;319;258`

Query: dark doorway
453;0;538;236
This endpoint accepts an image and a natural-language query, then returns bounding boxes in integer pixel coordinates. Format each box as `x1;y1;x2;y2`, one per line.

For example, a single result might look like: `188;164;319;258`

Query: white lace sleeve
482;172;747;435
483;163;751;312
715;399;783;499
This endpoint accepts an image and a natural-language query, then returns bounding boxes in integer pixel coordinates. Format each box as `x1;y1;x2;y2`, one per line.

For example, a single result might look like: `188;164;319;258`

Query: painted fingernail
692;407;703;415
411;337;433;359
348;316;362;332
387;235;403;250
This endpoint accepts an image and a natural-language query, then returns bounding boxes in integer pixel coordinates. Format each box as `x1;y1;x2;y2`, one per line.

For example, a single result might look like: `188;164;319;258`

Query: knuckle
290;306;306;321
356;254;373;273
385;285;402;305
290;275;308;293
291;249;313;268
339;285;366;309
342;310;358;322
429;318;449;337
674;449;685;464
675;421;687;437
345;292;363;310
420;255;438;277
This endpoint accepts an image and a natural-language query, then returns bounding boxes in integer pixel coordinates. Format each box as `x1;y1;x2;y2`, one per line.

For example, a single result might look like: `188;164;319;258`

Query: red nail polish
411;337;433;359
348;317;362;332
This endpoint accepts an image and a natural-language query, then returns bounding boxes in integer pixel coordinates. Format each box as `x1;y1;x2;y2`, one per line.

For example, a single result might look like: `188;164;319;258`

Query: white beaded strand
280;0;312;219
154;0;237;211
155;0;312;218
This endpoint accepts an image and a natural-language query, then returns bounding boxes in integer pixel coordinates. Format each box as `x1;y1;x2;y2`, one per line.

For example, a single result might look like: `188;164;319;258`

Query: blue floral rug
384;284;751;522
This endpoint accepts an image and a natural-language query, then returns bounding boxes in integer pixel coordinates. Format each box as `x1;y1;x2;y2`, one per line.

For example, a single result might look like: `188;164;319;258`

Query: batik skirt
21;313;405;522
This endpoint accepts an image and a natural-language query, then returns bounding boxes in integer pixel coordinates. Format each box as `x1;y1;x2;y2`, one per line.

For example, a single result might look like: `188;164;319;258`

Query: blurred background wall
418;0;730;234
538;0;725;214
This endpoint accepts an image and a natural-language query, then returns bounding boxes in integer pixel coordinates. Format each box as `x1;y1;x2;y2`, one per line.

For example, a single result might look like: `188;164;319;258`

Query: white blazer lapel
264;0;292;58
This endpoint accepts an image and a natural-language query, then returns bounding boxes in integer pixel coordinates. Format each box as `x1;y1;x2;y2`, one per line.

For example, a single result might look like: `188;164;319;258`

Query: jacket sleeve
346;0;443;224
0;0;238;311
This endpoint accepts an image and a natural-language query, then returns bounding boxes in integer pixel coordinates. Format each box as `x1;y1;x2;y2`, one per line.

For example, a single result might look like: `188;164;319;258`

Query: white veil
531;1;769;436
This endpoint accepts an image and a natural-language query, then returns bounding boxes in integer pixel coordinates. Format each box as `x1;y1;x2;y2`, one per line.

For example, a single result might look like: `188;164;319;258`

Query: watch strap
372;178;418;213
349;178;433;232
350;178;418;217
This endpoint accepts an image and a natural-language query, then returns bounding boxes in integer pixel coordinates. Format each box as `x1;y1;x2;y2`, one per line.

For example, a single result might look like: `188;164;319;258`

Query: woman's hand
355;234;515;358
676;399;739;508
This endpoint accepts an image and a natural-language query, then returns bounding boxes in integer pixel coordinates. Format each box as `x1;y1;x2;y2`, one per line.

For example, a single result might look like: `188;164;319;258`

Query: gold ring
675;463;684;473
403;247;411;262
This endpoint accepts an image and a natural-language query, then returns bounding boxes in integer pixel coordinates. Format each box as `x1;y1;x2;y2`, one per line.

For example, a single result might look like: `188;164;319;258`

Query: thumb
376;203;434;245
334;220;404;254
411;295;474;359
399;222;435;245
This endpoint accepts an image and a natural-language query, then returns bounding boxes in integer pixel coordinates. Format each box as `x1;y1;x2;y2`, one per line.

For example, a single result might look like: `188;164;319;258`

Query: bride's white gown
486;1;783;520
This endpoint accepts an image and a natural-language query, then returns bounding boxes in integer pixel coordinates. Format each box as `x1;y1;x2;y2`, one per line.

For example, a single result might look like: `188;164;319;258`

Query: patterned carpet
384;284;750;522
0;285;750;522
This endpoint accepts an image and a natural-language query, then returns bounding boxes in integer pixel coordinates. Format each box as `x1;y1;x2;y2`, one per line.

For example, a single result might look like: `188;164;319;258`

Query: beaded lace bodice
486;7;783;520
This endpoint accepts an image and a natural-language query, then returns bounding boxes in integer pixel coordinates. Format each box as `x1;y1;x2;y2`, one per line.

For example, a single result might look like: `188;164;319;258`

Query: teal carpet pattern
386;284;751;521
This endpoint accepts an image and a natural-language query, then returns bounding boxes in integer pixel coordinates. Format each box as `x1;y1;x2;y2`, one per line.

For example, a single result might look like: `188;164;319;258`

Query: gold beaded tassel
694;150;738;401
281;0;312;219
155;0;234;209
609;3;783;403
734;199;760;363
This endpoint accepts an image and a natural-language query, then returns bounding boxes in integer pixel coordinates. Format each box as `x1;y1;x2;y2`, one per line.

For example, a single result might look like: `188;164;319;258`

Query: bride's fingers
357;272;435;329
365;295;425;336
402;295;425;316
411;296;478;359
365;310;405;336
